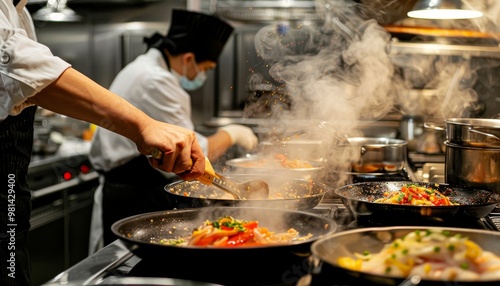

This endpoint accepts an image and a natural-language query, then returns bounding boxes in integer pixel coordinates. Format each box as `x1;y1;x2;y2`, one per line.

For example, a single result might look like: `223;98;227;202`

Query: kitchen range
40;183;500;286
25;1;500;286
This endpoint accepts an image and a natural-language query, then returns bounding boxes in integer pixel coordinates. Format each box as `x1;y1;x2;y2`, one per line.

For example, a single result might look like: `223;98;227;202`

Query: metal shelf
389;41;500;59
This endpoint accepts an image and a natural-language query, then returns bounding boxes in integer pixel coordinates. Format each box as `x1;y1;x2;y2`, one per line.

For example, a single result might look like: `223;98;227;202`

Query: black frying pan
165;175;329;210
112;207;336;285
310;226;500;285
334;181;500;219
112;206;336;259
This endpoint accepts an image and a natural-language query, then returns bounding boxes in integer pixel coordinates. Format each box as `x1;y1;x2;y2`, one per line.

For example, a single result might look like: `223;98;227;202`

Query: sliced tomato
194;236;217;246
243;221;258;229
220;225;234;231
226;231;254;246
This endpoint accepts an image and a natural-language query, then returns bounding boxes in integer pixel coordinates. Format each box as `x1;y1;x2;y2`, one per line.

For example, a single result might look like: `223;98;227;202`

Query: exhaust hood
215;0;321;22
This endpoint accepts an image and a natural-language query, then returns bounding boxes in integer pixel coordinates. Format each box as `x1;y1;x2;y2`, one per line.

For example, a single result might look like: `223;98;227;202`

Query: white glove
218;124;258;151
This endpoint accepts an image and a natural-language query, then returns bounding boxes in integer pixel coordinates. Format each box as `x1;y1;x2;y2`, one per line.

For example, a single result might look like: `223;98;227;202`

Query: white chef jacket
0;1;71;122
89;48;208;172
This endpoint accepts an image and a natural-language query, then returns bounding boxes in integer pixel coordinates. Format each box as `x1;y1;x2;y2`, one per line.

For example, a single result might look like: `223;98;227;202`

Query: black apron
0;106;36;286
101;155;178;245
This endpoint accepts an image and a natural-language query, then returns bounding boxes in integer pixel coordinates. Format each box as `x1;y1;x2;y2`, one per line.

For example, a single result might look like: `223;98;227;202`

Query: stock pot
346;137;407;173
445;141;500;193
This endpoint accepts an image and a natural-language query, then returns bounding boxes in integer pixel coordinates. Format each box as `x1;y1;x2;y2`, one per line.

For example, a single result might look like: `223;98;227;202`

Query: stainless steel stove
40;149;500;286
41;195;500;286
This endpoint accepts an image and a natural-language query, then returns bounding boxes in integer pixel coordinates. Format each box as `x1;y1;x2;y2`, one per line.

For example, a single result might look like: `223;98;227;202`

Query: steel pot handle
469;128;500;142
423;122;445;131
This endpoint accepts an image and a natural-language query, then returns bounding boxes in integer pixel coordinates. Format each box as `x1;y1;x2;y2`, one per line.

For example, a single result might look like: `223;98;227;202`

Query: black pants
101;155;177;245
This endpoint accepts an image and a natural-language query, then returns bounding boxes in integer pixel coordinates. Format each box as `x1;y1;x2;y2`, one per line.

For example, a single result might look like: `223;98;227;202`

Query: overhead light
407;0;483;20
32;0;83;22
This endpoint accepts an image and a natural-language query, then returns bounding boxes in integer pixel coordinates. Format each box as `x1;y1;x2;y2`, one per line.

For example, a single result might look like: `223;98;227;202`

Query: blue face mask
172;61;207;91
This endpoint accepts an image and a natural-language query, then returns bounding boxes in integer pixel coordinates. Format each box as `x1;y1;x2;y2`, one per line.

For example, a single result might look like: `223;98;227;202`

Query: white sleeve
0;5;71;121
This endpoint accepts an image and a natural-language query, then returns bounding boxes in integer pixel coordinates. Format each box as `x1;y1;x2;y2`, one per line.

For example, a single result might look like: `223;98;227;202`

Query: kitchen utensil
310;226;500;286
111;206;337;284
334;181;500;219
445;141;500;193
150;150;269;200
165;174;329;210
198;158;269;200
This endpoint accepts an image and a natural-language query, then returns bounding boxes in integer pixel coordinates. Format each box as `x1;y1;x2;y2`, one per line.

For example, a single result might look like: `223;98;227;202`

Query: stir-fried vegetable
158;216;312;247
373;184;457;206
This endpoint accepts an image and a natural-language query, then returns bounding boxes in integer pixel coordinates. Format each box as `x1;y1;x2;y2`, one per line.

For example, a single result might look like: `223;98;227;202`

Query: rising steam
242;0;500;188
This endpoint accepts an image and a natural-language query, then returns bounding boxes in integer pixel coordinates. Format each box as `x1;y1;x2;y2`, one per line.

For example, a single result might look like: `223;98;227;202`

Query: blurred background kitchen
24;0;500;285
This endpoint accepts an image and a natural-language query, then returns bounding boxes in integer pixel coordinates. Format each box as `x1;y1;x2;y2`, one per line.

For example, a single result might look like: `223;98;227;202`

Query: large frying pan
112;207;337;285
334;181;500;219
165;175;330;210
310;226;500;286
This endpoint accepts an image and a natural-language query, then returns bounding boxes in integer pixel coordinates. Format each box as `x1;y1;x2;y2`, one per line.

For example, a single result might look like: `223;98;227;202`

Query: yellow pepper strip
338;257;363;271
465;240;482;260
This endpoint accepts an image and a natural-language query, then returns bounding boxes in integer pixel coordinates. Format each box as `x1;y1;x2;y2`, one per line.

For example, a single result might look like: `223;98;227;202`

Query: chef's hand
218;124;258;151
135;121;205;181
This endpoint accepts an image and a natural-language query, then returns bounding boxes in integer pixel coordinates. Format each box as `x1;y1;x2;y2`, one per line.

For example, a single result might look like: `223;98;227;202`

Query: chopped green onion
433;246;441;253
448;244;455;251
363;250;370;256
460;262;469;270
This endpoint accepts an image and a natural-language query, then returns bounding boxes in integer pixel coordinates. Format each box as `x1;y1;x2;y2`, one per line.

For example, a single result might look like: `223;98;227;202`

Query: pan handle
423;122;445;131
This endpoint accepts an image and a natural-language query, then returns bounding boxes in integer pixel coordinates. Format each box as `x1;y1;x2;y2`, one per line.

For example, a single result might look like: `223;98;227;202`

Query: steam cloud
243;0;500;188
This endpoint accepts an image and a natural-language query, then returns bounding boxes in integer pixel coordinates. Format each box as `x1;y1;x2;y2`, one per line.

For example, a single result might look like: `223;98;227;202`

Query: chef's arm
207;131;233;161
29;67;205;180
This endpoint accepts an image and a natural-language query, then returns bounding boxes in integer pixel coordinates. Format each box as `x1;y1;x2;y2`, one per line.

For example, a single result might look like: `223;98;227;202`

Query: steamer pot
428;118;500;148
445;141;500;193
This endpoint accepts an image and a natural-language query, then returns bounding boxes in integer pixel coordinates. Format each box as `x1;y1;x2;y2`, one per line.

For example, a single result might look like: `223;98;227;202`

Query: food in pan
373;184;457;206
237;154;314;169
337;229;500;281
157;215;312;247
170;179;317;200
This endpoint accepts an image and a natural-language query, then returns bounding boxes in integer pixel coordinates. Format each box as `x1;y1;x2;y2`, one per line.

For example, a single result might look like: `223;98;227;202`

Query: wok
334;181;500;219
112;207;337;285
165;175;330;210
310;226;500;285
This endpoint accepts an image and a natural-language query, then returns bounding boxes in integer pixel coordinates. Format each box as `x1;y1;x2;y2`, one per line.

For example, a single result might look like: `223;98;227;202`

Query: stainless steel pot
445;118;500;148
445;141;500;193
345;137;407;173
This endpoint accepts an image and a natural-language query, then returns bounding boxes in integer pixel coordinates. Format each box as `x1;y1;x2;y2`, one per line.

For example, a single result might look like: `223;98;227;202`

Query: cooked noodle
157;216;312;247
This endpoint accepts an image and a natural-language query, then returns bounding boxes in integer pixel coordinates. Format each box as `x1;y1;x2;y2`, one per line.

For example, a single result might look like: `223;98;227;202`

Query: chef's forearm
29;67;150;144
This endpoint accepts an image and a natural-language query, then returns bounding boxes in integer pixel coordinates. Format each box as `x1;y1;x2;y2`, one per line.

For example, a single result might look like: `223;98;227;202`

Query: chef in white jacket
1;2;206;285
89;9;258;249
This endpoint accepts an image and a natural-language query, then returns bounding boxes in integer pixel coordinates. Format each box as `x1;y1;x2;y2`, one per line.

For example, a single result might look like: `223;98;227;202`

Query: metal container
346;137;408;173
445;141;500;193
445;118;500;148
